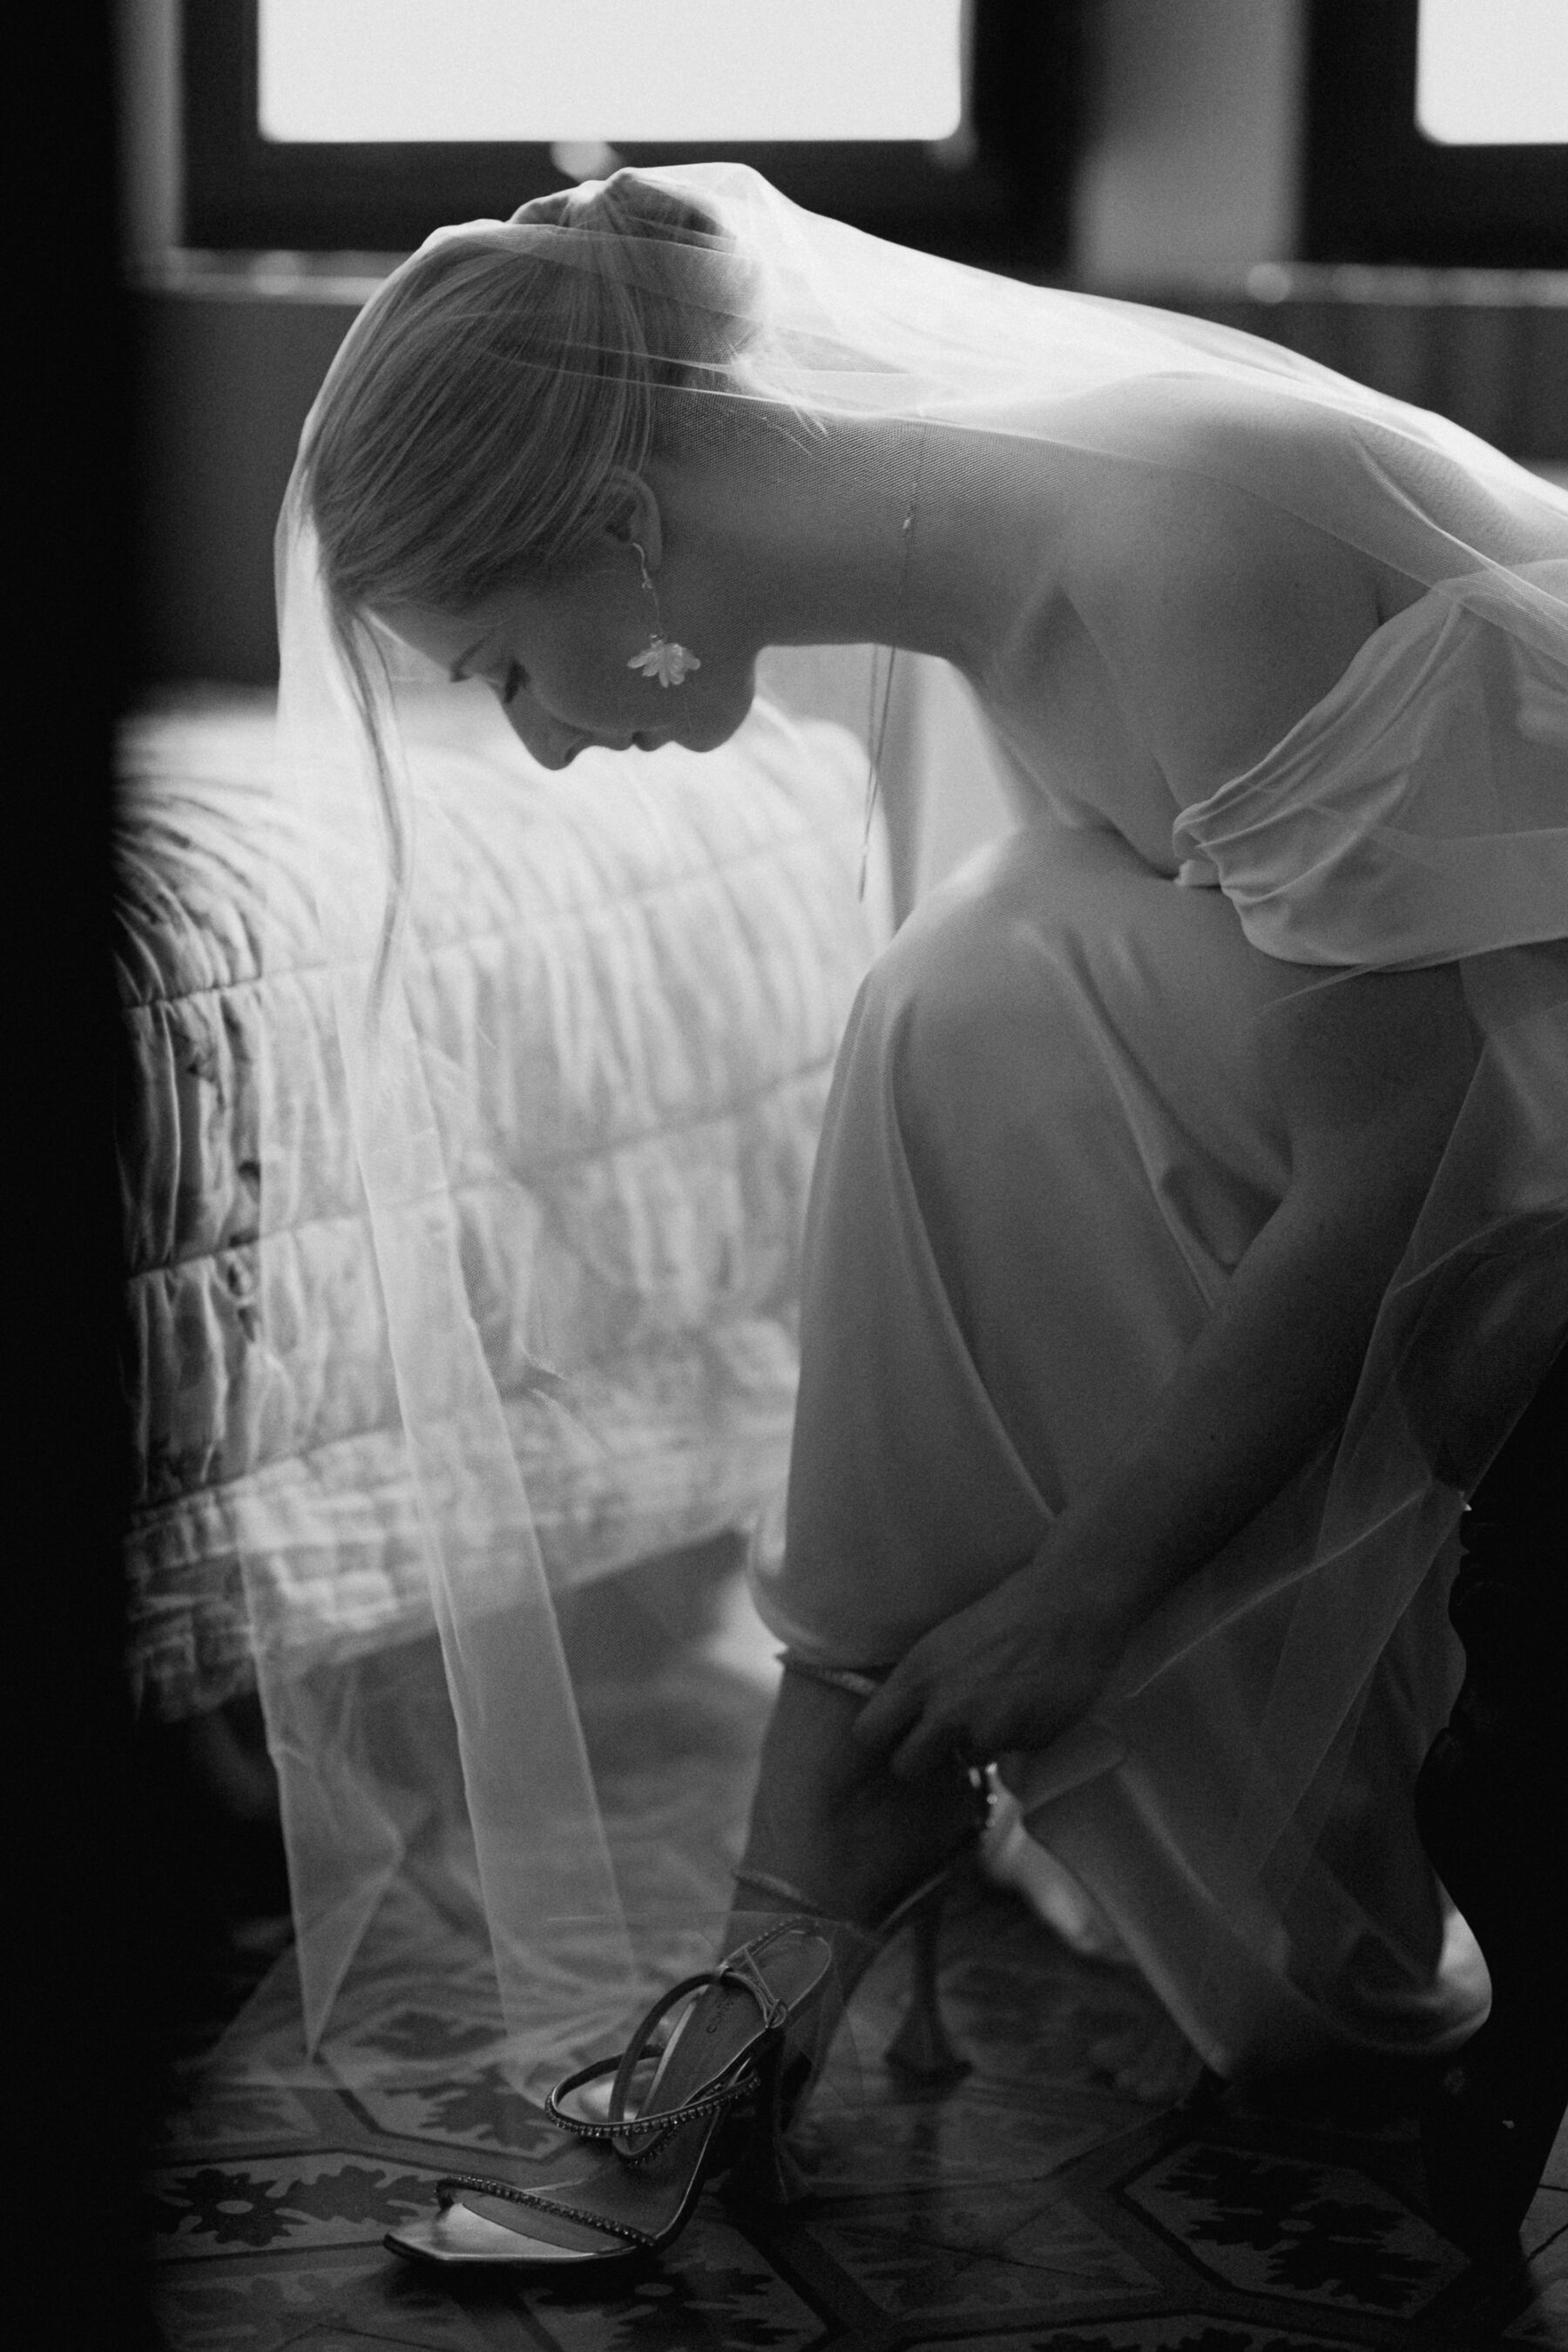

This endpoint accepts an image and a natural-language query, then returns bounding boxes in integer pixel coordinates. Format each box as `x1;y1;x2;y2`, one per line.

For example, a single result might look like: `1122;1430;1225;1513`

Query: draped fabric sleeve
1171;561;1568;970
977;556;1568;2072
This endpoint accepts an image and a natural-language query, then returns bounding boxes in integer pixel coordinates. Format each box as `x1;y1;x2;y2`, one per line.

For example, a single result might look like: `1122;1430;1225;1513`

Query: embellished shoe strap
778;1654;888;1701
546;2050;766;2147
732;1866;835;1918
436;2171;657;2250
544;1957;793;2153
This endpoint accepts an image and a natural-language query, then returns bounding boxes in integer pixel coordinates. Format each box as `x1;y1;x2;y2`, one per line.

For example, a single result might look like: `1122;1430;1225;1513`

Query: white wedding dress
757;558;1568;2078
267;163;1568;2091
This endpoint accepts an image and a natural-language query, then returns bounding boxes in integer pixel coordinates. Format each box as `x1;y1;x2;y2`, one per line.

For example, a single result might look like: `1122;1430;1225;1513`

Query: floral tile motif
1125;2139;1467;2316
148;2151;449;2261
147;1651;1568;2351
152;2250;498;2352
146;2078;328;2155
346;2059;563;2158
518;2208;824;2350
328;1999;512;2070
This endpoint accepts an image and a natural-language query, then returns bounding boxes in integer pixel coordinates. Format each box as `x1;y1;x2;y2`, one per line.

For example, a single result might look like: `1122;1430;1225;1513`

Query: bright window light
1417;0;1568;145
259;0;965;144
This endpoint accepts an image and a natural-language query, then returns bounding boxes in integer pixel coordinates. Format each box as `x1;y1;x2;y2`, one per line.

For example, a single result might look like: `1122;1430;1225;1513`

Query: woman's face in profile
382;551;756;769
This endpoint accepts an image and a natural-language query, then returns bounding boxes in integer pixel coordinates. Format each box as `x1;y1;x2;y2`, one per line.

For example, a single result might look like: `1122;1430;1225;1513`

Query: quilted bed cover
118;686;885;1719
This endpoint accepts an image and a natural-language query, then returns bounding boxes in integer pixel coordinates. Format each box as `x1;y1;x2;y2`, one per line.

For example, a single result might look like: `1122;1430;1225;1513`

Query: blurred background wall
121;0;1568;691
1074;0;1304;286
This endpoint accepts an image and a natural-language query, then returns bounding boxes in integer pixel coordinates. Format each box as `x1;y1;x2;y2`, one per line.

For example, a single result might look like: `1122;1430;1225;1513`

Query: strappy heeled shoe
383;1918;835;2273
559;1647;984;2127
731;1859;971;2086
730;1654;992;2088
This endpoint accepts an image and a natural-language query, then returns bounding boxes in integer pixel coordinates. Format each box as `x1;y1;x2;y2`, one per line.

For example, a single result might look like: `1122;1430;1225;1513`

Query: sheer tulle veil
249;162;1568;2096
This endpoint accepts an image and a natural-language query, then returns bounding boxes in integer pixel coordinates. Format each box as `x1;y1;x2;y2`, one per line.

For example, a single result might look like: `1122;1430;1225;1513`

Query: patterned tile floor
145;1556;1567;2351
147;1870;1568;2352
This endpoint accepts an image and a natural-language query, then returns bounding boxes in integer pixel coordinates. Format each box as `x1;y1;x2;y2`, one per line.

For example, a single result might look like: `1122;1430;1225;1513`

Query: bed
117;676;904;1720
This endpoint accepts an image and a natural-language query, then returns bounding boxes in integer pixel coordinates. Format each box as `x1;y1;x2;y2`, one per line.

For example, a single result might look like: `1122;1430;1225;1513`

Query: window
257;0;963;145
1416;0;1568;147
1303;0;1568;265
183;0;1085;268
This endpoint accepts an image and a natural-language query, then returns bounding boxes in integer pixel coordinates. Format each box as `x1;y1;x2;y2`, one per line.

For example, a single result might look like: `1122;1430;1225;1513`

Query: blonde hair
297;172;755;997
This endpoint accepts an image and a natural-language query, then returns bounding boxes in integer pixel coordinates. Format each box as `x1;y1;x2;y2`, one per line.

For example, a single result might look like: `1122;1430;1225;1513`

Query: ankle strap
732;1866;833;1917
546;2037;766;2153
545;1943;804;2154
779;1653;888;1702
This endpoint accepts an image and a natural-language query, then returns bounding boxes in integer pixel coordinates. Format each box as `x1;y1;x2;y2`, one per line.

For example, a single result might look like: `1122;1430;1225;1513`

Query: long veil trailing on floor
243;162;1568;2100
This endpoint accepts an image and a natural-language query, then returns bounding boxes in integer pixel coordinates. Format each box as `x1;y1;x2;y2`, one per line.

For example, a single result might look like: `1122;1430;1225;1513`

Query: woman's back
967;375;1568;869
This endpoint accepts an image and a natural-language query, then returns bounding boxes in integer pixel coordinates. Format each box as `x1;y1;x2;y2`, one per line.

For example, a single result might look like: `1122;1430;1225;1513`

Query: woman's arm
855;958;1477;1776
856;463;1477;1776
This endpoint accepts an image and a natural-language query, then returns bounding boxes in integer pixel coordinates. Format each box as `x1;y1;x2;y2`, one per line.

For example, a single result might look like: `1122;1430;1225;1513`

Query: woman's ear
600;470;663;570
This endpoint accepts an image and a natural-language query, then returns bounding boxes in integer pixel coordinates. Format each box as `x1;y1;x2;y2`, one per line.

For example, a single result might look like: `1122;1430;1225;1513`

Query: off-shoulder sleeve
1170;565;1568;968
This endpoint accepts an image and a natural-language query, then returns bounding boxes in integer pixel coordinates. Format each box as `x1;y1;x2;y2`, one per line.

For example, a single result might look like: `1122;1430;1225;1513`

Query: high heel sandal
729;1654;992;2090
732;1861;971;2086
383;1918;835;2274
386;1657;983;2273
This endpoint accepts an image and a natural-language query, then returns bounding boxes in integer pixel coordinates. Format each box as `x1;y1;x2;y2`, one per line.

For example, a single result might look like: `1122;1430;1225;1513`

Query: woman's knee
871;884;1055;1117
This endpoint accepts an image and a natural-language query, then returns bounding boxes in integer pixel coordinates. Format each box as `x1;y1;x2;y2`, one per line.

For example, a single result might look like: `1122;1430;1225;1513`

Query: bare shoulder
1057;381;1388;802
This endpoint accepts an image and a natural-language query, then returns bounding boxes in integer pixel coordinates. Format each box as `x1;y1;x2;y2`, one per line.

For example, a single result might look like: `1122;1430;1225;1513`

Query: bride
273;165;1568;2268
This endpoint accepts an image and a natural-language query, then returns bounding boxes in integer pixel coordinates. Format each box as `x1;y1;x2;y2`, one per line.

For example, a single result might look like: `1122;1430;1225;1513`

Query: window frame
180;0;1084;267
1302;0;1568;267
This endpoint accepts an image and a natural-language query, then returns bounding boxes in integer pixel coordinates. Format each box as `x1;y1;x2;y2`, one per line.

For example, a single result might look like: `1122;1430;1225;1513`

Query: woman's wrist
1018;1528;1152;1652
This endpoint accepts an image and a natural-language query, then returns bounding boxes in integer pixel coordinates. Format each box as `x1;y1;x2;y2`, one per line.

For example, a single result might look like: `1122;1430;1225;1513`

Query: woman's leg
757;831;1292;1677
740;831;1227;1956
747;826;1477;2092
740;831;1294;2092
734;1661;983;1932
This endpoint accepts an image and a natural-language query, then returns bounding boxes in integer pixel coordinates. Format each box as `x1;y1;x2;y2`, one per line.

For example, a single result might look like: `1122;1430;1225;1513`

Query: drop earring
627;542;701;686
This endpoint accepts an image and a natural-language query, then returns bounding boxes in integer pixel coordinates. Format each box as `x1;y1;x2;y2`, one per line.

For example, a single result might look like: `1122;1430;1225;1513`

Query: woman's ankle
735;1664;980;1931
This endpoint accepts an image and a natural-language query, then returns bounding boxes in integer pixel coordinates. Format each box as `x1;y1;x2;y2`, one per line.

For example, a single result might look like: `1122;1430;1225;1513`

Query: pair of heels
387;1661;983;2276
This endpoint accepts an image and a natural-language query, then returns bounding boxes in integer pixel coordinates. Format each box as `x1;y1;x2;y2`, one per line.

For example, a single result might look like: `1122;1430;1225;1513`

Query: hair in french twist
302;171;754;621
294;172;754;1003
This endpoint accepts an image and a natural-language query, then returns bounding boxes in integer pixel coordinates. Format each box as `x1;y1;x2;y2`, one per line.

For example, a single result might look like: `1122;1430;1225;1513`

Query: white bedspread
117;686;886;1717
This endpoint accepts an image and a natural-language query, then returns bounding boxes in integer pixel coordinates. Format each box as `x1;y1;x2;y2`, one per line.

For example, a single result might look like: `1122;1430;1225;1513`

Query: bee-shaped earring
627;542;701;686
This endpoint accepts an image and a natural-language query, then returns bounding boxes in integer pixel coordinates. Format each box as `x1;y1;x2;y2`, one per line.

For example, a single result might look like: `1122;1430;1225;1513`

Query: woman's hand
852;1548;1133;1780
860;965;1478;1788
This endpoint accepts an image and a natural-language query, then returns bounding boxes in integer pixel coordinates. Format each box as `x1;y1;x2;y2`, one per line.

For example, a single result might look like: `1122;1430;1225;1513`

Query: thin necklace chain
859;420;929;902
